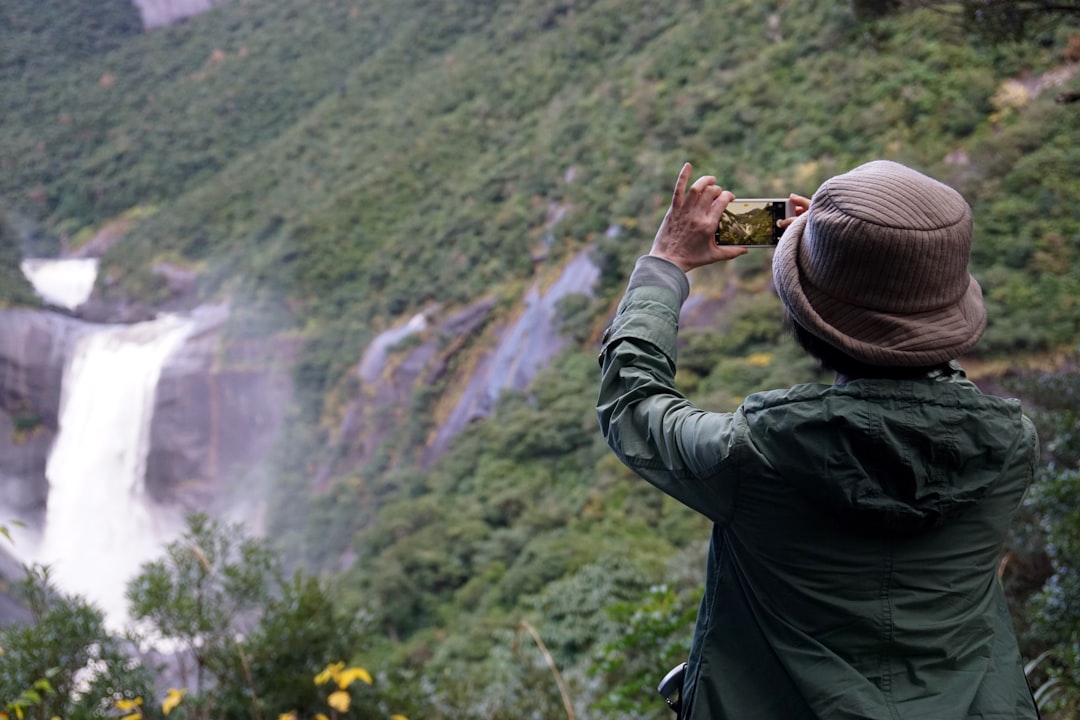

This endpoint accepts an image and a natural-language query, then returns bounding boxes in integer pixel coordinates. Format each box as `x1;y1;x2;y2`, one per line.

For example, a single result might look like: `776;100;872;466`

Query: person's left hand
649;162;747;273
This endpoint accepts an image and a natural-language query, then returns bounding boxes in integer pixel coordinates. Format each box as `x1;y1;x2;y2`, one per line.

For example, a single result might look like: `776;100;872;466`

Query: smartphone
714;198;795;247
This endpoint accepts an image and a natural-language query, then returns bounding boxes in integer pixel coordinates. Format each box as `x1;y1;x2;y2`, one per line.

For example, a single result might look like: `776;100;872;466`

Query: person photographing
596;160;1040;719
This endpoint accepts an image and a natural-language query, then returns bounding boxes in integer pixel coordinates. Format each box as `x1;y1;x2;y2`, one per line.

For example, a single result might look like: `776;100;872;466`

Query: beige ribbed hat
773;160;986;367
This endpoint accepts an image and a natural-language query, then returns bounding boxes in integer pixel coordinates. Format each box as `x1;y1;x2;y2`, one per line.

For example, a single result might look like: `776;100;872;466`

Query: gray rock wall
426;249;600;461
313;298;498;488
314;249;601;483
145;305;295;514
0;310;91;515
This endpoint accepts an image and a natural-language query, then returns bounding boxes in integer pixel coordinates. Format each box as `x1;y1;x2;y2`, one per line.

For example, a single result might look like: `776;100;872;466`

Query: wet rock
425;249;600;463
145;305;295;514
313;298;498;489
0;309;91;515
75;295;159;324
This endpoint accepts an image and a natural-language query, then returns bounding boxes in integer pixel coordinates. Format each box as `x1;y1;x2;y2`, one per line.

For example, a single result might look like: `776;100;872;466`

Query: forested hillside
2;0;1080;717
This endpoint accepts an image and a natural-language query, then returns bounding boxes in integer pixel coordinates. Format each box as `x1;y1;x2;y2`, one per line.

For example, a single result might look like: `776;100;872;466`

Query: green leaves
0;0;142;78
126;513;280;702
218;572;368;719
4;675;55;720
0;566;153;720
0;212;39;309
589;582;699;718
1005;365;1080;715
120;513;406;720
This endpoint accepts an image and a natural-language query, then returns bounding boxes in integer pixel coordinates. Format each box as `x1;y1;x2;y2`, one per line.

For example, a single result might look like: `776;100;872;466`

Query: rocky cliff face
313;249;601;485
0;310;91;517
426;248;600;462
313;297;498;489
145;304;295;515
132;0;224;28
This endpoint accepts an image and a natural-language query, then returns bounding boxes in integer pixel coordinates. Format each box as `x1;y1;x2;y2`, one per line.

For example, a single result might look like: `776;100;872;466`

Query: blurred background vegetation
1;0;1080;717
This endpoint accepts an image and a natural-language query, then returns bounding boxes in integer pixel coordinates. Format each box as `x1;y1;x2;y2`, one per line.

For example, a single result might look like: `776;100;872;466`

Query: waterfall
20;258;99;310
16;256;197;625
32;314;194;626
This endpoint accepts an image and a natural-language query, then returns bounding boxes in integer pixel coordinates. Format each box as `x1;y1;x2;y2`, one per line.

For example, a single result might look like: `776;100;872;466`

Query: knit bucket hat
772;160;986;367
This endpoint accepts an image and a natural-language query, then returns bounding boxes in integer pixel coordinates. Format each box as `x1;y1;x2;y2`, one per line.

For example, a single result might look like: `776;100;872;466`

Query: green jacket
597;256;1040;720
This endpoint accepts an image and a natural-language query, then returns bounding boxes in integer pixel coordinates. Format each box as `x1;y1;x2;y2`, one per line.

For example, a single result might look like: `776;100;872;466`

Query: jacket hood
741;365;1027;536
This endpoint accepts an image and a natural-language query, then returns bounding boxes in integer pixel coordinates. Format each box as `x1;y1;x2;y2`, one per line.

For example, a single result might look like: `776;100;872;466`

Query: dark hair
784;313;950;380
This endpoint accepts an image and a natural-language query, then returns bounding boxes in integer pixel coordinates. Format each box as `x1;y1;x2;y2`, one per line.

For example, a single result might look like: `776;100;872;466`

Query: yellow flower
162;688;187;716
315;714;330;720
314;661;345;686
327;690;351;713
390;715;410;720
278;713;298;720
336;666;373;688
745;352;773;368
115;698;143;711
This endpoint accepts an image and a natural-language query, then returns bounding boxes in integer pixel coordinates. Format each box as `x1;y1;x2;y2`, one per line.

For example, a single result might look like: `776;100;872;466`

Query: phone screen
714;199;791;247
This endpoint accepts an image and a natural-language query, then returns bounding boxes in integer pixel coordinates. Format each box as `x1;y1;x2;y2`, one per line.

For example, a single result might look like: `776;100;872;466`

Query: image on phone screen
714;199;791;247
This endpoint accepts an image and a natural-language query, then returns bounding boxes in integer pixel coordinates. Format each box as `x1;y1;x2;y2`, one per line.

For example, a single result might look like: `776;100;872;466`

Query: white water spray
33;315;194;626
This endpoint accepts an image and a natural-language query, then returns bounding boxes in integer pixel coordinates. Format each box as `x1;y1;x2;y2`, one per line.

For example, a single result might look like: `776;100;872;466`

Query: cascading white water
33;314;193;627
15;258;194;627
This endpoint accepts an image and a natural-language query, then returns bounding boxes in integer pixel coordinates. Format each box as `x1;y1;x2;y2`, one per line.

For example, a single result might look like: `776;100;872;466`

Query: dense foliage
0;565;154;720
1004;368;1080;715
1;0;1080;717
0;211;38;307
0;0;143;79
852;0;1080;41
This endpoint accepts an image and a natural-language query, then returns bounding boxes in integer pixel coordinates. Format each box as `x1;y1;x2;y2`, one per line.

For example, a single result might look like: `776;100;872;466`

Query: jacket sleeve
596;256;741;525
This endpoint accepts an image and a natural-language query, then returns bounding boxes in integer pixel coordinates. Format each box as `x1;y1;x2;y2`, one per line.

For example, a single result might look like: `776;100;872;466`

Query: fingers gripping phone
714;198;795;247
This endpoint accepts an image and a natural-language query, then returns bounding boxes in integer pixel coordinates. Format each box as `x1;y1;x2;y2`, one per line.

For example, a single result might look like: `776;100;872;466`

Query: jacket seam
879;542;902;720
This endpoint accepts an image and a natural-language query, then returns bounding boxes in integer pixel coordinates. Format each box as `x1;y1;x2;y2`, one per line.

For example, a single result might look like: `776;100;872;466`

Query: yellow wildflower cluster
162;688;187;716
115;696;142;720
108;663;407;720
313;661;373;714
